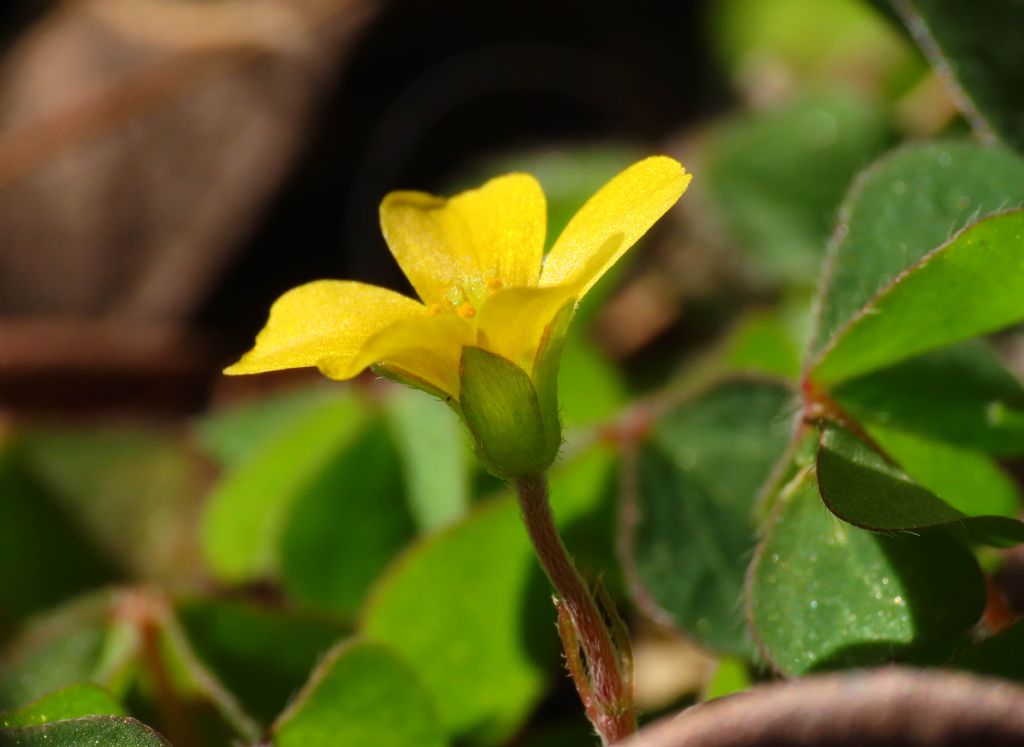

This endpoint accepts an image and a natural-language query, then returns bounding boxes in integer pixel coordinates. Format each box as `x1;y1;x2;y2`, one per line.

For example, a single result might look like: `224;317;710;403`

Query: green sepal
460;347;559;479
532;301;574;459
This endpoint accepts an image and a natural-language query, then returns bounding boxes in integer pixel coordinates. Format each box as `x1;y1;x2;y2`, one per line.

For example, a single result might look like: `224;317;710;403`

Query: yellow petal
540;156;690;296
224;280;425;376
380;173;546;307
327;313;475;400
476;284;577;373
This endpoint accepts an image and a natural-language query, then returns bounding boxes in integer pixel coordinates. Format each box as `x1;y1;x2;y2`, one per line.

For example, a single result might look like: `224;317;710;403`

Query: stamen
457;302;477;319
486;277;505;292
426;303;442;316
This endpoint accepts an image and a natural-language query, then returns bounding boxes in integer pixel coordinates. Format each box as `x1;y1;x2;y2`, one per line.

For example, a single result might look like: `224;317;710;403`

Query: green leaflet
809;142;1024;367
816;424;1024;546
747;475;985;675
812;210;1024;385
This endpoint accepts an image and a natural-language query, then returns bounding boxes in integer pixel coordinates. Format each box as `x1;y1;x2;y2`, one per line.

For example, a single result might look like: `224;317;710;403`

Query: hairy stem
514;473;636;744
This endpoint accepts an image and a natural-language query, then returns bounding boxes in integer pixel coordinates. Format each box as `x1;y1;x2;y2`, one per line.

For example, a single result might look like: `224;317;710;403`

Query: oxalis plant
3;1;1024;746
225;156;693;744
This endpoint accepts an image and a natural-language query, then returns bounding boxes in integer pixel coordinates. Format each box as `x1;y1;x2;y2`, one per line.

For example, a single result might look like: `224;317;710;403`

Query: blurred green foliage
626;380;795;657
3;0;1024;744
271;641;446;747
1;684;125;728
699;92;891;283
712;0;924;96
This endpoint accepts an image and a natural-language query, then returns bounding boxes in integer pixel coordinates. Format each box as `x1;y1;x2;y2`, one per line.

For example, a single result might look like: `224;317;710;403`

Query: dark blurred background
203;1;719;339
0;0;727;413
0;0;929;414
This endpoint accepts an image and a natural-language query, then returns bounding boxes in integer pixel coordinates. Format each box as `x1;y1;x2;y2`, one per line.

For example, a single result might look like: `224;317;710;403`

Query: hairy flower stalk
515;473;636;743
225;156;690;744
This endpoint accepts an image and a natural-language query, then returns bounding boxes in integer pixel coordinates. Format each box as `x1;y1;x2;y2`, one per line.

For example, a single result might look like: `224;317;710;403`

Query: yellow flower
226;156;690;476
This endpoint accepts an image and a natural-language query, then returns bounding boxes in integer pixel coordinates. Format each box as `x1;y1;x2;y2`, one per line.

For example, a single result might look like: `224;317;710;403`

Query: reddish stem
514;473;636;744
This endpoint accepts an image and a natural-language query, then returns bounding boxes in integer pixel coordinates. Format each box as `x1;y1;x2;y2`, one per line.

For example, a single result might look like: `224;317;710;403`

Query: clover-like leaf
279;418;416;619
817;424;1024;546
0;716;170;746
0;593;121;709
0;684;124;728
833;341;1024;455
889;0;1024;150
623;380;796;656
195;388;355;467
201;394;370;582
809;142;1024;374
272;640;446;747
748;474;985;675
865;424;1020;520
382;388;471;532
176;598;346;726
811;210;1024;385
